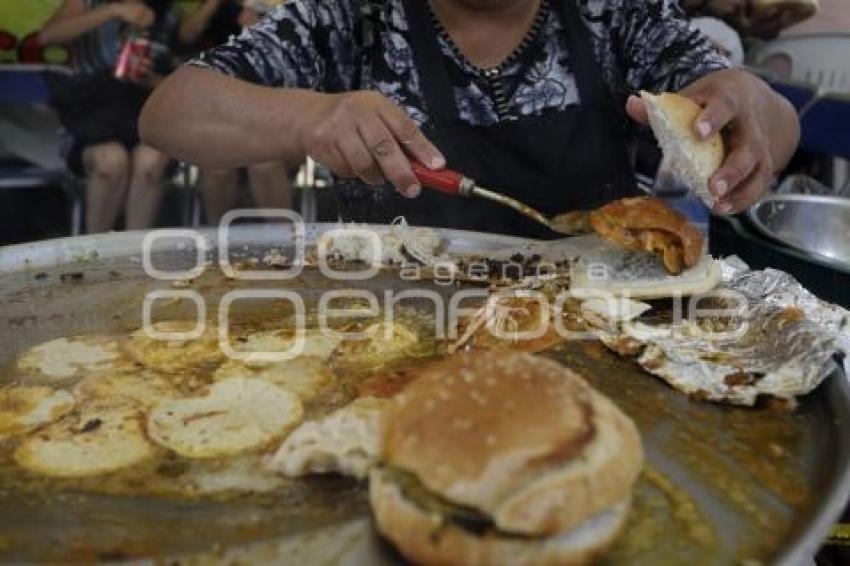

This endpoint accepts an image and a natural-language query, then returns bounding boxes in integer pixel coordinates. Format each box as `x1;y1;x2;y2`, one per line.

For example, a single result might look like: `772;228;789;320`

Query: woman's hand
111;2;155;29
298;91;445;198
628;69;800;214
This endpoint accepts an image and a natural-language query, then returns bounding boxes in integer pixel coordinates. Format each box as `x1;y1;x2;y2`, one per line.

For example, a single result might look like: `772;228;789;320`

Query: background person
682;0;824;39
782;0;850;35
178;0;293;223
763;0;850;80
690;16;745;66
39;0;178;233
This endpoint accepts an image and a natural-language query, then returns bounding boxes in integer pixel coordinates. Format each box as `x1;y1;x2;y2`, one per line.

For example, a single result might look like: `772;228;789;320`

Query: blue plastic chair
0;65;84;234
748;34;850;192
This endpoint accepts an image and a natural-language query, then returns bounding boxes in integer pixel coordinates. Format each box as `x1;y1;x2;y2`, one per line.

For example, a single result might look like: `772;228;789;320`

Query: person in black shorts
40;0;179;233
178;0;294;223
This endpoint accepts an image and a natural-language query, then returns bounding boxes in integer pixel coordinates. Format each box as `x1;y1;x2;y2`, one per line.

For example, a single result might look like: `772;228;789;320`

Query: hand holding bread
628;69;799;215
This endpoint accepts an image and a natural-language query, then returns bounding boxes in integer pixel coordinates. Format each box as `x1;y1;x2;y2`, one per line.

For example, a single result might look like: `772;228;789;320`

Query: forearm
140;66;315;168
40;4;117;46
736;69;800;173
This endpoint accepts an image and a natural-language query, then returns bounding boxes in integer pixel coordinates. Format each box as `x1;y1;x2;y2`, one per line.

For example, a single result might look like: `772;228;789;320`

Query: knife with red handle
409;160;477;197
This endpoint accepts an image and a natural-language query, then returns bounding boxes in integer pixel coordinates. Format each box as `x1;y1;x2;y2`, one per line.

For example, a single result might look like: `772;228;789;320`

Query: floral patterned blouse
190;0;729;128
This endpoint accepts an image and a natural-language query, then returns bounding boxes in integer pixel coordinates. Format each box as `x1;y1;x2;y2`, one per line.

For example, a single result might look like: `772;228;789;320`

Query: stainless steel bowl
748;194;850;271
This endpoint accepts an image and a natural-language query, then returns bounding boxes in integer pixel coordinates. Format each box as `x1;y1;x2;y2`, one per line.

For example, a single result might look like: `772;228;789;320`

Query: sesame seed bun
370;467;631;566
370;351;643;564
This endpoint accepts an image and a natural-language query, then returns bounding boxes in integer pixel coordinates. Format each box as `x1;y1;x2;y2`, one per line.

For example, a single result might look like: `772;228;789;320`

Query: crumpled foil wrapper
447;233;847;404
482;237;849;405
721;257;850;356
614;257;849;405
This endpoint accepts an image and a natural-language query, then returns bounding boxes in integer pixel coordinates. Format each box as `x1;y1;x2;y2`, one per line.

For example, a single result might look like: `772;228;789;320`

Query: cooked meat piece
589;197;704;275
641;229;687;275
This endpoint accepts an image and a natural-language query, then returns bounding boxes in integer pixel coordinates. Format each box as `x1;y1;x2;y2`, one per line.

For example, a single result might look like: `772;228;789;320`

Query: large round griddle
0;225;848;565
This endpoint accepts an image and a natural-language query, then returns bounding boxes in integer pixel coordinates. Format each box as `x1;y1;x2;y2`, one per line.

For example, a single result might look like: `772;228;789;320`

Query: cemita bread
571;247;723;300
270;396;387;480
123;321;222;374
371;474;630;566
370;351;643;565
147;377;303;458
0;385;75;441
16;336;121;383
73;371;181;408
225;329;342;365
213;329;340;401
213;356;335;402
333;321;425;370
14;398;155;478
641;91;724;209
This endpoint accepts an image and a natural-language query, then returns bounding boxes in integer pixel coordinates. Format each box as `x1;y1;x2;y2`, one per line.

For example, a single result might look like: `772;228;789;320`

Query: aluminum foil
467;236;849;405
721;257;850;356
587;257;849;405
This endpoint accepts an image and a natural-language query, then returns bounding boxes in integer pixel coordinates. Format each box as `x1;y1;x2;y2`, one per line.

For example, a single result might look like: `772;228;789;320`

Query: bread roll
641;91;724;209
370;351;643;565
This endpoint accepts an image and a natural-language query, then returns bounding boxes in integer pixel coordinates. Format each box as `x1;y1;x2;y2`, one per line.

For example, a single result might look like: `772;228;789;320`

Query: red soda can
114;33;151;82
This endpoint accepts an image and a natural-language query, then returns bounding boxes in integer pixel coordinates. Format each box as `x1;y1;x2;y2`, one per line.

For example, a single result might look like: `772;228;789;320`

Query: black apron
337;0;638;239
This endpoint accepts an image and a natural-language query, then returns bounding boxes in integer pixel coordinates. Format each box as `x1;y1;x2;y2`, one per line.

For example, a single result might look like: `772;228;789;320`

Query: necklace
428;0;550;120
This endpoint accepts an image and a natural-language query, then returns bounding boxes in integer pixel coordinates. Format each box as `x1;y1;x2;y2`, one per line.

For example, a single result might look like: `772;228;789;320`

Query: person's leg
82;142;130;234
247;161;294;210
126;144;170;230
199;168;241;224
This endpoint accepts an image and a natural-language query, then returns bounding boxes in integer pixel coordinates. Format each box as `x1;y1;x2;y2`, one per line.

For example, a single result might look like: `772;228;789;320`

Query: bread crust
571;254;723;300
641;91;724;209
369;468;631;566
379;351;643;536
493;390;642;535
643;92;724;170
